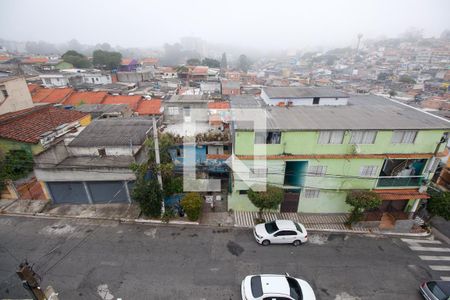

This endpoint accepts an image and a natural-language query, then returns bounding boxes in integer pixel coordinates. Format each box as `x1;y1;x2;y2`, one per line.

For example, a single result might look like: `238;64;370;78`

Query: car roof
275;220;297;230
259;274;290;296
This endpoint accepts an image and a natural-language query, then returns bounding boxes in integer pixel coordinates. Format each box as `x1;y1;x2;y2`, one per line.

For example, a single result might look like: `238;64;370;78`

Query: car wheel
293;240;302;246
262;240;270;246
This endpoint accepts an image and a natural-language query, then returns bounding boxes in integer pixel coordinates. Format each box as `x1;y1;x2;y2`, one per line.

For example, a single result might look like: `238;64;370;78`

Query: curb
0;212;432;238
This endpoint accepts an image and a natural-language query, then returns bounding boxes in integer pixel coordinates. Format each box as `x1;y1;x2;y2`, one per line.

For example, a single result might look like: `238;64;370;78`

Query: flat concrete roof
234;95;450;131
263;87;349;99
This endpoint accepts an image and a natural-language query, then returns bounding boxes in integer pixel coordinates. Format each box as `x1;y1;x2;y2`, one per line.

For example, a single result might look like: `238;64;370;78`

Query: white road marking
409;246;450;252
401;238;442;244
144;228;157;238
429;265;450;271
440;276;450;281
419;256;450;261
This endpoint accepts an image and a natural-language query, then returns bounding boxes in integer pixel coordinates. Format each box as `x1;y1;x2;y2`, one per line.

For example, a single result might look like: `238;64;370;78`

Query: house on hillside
34;118;153;204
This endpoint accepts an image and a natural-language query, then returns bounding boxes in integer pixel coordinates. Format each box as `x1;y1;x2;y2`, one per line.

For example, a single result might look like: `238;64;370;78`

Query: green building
228;92;450;218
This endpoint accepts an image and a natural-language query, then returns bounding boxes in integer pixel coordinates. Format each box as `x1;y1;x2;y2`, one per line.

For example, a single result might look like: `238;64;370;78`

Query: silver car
419;280;450;300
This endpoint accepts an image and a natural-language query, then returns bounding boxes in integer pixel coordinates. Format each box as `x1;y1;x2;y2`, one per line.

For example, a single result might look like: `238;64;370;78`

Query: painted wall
234;129;447;156
0;77;34;114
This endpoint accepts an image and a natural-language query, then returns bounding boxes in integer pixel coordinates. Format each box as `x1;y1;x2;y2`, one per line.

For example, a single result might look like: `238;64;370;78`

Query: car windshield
294;223;303;233
251;276;263;298
287;277;303;300
427;282;448;300
265;221;279;234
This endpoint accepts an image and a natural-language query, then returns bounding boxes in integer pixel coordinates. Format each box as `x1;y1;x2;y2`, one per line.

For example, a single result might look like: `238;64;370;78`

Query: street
0;216;443;300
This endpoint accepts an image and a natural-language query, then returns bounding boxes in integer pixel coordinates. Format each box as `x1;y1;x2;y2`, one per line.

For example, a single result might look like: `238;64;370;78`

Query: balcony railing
376;176;424;188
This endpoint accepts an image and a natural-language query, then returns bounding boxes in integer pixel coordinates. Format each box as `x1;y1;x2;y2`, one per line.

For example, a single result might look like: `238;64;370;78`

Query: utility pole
152;116;165;213
16;261;46;300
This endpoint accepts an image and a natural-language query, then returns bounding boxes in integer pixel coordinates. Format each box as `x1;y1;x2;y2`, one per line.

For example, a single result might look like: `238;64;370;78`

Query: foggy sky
1;0;449;50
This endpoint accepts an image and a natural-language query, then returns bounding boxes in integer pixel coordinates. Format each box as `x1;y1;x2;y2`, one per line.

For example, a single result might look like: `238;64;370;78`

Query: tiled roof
22;57;48;64
102;95;142;110
0;105;88;144
137;99;162;115
191;66;208;75
28;84;41;94
32;88;73;104
374;189;430;201
142;58;158;64
63;91;108;106
208;102;230;109
121;58;135;65
0;56;11;62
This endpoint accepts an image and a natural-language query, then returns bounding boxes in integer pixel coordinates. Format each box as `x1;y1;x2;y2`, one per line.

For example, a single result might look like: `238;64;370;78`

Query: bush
180;192;203;221
161;207;175;223
428;190;450;220
345;190;382;225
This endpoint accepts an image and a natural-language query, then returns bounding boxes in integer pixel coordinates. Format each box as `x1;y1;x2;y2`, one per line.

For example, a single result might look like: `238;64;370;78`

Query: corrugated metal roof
69;118;152;147
230;95;264;108
263;87;349;98
234;95;450;131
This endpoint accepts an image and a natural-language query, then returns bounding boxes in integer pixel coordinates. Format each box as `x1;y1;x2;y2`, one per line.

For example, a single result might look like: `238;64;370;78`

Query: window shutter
392;131;403;143
318;131;330;144
330;131;344;144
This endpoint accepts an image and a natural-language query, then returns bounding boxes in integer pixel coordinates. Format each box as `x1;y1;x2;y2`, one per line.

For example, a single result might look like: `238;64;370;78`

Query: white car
253;220;308;246
241;273;316;300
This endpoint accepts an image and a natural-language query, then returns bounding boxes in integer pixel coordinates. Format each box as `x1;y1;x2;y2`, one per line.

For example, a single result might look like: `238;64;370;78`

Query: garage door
87;181;129;204
47;182;90;204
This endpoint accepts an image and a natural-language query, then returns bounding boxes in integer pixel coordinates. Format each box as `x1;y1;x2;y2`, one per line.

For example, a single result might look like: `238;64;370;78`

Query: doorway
280;189;300;212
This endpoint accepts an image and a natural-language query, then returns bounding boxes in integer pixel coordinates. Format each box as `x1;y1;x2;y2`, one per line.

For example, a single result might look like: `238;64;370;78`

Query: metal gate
87;181;129;203
47;182;90;204
280;190;300;213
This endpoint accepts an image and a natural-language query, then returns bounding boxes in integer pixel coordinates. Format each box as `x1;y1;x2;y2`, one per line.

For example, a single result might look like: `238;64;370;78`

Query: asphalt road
0;216;441;300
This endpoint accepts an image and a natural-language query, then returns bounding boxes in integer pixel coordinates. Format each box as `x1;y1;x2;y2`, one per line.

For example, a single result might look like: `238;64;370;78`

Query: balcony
376;176;424;188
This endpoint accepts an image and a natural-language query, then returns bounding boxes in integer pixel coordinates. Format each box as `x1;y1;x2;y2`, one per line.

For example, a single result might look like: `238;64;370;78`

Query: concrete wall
260;89;348;106
163;102;208;124
35;167;136;182
68;145;141;157
0;77;34;114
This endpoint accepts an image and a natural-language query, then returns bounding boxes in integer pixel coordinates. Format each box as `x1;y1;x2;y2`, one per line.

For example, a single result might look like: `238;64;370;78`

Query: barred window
308;165;327;176
303;189;320;198
360;165;378;177
350;131;377;144
392;130;417;144
318;131;344;144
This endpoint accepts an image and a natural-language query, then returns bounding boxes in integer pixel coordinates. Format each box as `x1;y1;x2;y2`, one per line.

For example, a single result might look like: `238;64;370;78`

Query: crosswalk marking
409;246;450;252
430;266;450;271
401;238;442;244
419;256;450;261
440;276;450;281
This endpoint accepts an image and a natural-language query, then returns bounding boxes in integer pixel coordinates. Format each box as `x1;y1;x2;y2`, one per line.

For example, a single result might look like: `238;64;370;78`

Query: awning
374;189;430;201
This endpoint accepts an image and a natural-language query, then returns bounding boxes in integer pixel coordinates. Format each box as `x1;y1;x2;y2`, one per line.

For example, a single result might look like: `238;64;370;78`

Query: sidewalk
233;211;430;237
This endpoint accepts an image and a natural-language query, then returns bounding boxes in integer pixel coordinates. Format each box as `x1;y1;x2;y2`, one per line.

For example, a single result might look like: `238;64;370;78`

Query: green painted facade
229;129;448;213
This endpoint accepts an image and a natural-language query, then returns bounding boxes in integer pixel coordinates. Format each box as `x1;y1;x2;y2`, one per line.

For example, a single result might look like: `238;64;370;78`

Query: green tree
92;49;122;70
180;192;203;221
0;150;34;191
248;185;284;221
62;50;91;68
428;190;450;220
238;54;251;72
131;177;162;218
201;58;220;68
399;75;416;84
345;190;382;225
186;58;201;66
388;90;397;98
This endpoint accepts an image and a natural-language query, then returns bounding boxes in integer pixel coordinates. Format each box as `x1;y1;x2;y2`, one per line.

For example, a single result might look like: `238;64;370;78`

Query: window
176;148;183;157
313;97;320;104
318;131;344;144
238;190;248;195
309;165;327;176
183;106;191;116
254;131;281;144
250;168;267;178
44;78;52;85
0;88;8;98
392;130;417;144
98;148;106;157
360;165;378;177
303;189;320;198
274;230;297;236
168;107;179;115
350;131;377;144
264;221;278;233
